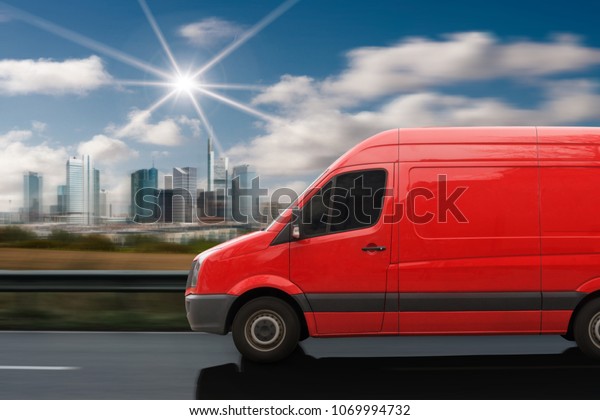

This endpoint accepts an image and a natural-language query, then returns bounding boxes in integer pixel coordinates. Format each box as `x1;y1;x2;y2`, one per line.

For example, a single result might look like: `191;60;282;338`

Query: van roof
397;126;600;144
333;127;600;168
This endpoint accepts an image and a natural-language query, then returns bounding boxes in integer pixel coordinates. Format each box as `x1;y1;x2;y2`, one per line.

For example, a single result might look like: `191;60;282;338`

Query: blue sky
1;0;600;214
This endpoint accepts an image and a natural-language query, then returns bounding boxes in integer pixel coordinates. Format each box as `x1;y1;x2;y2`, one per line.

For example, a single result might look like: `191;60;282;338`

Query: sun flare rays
0;0;297;156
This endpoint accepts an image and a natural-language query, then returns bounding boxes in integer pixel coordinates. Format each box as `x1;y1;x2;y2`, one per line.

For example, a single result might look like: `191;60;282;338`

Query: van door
290;164;395;334
397;145;541;334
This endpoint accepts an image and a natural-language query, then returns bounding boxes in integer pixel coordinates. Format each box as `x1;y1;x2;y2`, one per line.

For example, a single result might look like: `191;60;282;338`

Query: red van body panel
192;231;288;295
328;129;399;171
186;126;600;340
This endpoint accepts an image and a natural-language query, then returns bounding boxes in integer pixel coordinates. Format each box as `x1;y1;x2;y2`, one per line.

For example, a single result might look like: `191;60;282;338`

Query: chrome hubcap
589;313;600;349
245;310;285;352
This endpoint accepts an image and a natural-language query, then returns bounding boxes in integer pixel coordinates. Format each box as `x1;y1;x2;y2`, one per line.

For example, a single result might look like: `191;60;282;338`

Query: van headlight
186;259;201;289
186;250;217;289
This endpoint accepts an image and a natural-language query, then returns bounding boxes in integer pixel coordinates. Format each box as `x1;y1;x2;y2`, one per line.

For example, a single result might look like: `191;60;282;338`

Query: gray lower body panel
185;294;236;334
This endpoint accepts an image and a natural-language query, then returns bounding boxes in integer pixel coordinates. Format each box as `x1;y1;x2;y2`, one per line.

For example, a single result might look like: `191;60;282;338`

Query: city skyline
13;137;254;224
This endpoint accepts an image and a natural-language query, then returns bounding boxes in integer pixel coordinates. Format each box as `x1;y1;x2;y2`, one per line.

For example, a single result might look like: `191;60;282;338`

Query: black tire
232;297;300;363
574;299;600;359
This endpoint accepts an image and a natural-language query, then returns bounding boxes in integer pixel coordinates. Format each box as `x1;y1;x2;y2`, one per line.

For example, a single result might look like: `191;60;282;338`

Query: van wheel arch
226;288;309;341
574;297;600;358
565;291;600;341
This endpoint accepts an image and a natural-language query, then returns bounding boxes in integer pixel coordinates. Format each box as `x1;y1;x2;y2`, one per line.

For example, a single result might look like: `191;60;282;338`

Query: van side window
303;180;333;237
302;169;386;238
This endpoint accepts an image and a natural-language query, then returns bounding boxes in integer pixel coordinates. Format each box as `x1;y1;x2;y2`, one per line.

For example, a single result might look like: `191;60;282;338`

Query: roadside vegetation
0;292;189;331
0;226;225;330
0;226;221;254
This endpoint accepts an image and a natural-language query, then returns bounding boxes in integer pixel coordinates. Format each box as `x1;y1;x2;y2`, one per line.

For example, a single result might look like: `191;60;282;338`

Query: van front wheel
232;297;300;363
574;299;600;359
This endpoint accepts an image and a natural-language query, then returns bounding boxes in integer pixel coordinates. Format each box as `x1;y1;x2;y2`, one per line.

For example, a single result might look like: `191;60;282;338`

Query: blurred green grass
0;226;221;253
0;292;190;331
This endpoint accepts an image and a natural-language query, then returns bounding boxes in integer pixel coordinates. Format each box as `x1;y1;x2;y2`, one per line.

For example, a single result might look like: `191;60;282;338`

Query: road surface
0;331;597;399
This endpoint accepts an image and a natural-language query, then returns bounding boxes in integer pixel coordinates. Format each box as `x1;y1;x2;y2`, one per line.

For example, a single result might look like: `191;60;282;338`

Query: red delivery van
185;126;600;362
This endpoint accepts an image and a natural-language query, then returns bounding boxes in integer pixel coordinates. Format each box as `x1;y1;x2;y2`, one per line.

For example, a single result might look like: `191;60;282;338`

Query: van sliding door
397;130;541;334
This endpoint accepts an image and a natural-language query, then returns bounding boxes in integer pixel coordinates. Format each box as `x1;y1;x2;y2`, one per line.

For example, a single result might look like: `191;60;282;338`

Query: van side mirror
291;207;301;240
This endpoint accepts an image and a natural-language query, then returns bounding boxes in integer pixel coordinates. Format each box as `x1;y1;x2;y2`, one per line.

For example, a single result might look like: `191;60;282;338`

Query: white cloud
0;55;111;95
77;135;139;163
322;32;600;101
233;82;600;177
0;126;68;211
151;150;170;158
253;75;317;108
76;134;144;216
229;32;600;179
0;126;144;216
0;129;33;146
31;121;47;133
109;110;202;147
179;18;244;47
111;110;193;146
177;115;201;137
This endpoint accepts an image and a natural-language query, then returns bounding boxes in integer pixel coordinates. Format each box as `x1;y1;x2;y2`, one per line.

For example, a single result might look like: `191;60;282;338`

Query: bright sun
3;0;296;156
172;74;197;94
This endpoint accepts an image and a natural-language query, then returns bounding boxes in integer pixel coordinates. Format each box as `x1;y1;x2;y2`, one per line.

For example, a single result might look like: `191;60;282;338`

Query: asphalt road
0;331;598;399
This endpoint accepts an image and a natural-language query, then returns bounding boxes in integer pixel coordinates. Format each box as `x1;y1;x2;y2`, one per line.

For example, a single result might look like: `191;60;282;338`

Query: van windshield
266;167;330;232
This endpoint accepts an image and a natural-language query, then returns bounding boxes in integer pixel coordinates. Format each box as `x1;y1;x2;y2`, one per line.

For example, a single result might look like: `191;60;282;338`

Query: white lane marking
0;366;80;371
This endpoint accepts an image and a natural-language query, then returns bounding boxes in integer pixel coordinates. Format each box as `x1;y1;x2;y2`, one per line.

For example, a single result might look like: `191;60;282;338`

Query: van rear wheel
574;299;600;359
232;297;300;363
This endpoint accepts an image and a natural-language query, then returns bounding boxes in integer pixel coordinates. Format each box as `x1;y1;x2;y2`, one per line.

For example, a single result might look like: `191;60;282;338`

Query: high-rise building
159;189;173;223
94;169;100;222
56;185;67;215
207;137;214;192
99;189;108;218
130;167;159;220
23;171;43;223
214;157;228;191
159;175;173;223
231;164;260;224
173;167;197;223
214;157;229;219
164;174;173;190
66;156;99;225
197;189;228;220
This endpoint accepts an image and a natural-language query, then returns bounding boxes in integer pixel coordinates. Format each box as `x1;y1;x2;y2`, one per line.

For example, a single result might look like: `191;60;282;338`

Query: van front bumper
185;294;236;335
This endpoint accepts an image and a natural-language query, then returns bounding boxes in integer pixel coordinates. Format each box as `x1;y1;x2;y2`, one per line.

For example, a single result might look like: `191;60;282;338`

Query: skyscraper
66;156;99;225
159;175;173;223
23;171;43;223
130;167;158;220
164;174;173;190
231;164;259;224
173;167;197;223
99;189;108;218
94;169;100;223
214;157;228;191
214;157;229;219
56;185;67;215
207;137;214;192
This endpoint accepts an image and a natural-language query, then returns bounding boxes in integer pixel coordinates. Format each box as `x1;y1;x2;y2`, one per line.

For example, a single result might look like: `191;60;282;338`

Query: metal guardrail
0;270;188;292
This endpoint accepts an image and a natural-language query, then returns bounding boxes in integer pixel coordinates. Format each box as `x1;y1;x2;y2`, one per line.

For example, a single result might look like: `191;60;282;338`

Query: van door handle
361;246;386;252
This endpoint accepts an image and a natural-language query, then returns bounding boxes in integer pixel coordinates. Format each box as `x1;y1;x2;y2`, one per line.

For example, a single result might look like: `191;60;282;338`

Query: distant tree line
0;226;220;254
